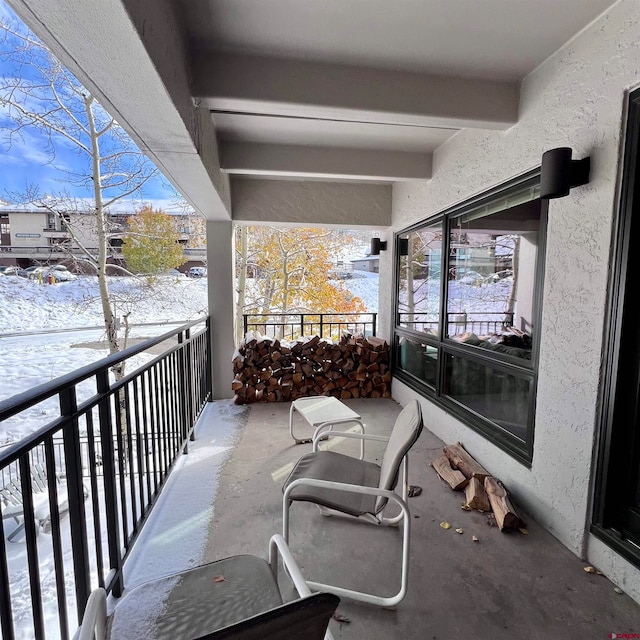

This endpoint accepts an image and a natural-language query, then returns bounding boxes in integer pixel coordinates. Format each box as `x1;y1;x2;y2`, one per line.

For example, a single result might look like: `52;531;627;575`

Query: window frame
591;87;640;569
392;168;547;465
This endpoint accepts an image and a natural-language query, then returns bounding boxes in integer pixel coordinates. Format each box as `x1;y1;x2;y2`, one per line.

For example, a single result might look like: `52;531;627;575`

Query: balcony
1;320;639;639
42;229;71;239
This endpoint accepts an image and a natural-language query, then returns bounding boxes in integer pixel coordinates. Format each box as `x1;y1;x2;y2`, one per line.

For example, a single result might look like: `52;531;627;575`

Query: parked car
2;266;23;276
187;266;207;278
21;266;47;278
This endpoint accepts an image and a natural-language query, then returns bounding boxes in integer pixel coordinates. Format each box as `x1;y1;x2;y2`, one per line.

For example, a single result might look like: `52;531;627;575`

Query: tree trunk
235;225;248;345
506;236;520;323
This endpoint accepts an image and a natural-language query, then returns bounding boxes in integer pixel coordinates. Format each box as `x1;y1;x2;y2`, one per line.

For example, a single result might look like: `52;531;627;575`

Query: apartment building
0;204;206;272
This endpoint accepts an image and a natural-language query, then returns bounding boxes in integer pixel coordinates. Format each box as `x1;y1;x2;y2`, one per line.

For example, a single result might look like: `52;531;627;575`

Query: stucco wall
231;178;391;227
384;0;640;601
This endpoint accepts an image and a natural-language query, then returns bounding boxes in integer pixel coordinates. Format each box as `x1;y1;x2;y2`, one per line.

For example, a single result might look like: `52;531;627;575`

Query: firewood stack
431;442;526;532
232;333;391;404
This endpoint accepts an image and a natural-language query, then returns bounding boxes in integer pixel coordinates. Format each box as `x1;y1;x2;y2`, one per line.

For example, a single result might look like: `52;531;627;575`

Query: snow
0;270;378;639
0;273;209;334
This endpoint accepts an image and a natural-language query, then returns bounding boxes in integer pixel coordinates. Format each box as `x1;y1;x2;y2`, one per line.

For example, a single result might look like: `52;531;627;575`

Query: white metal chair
74;535;339;640
282;399;423;607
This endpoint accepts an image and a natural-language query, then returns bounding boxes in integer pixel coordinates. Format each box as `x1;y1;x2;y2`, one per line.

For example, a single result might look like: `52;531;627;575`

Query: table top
292;396;361;426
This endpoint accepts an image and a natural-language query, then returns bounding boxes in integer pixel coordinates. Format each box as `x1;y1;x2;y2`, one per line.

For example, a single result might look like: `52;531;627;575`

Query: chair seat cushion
108;556;283;639
283;450;381;516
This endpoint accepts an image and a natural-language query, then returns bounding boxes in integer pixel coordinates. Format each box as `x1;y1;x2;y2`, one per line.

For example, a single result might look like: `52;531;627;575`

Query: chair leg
304;505;411;608
283;483;411;608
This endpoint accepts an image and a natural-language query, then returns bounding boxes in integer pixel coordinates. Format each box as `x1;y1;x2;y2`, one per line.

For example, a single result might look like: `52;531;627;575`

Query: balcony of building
1;324;639;639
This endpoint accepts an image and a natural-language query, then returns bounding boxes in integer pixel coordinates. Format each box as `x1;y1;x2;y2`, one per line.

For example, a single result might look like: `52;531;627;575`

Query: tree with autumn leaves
122;206;186;277
235;226;367;343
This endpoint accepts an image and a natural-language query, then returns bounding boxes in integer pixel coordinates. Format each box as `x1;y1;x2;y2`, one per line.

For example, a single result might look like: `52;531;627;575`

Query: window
393;171;546;464
592;87;640;568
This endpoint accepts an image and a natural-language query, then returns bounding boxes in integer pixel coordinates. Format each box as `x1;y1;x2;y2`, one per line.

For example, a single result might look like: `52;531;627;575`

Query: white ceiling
180;0;617;183
182;0;615;81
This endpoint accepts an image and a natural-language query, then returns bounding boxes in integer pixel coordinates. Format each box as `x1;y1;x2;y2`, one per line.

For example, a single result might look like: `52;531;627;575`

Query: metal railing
398;312;514;336
243;312;377;341
0;317;211;640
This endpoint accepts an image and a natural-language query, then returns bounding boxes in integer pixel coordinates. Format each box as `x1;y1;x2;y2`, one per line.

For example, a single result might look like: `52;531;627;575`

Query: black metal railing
0;317;211;640
243;312;377;342
398;311;514;336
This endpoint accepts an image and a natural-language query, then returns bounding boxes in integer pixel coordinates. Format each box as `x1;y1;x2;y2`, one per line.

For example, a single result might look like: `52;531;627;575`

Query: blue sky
0;0;182;212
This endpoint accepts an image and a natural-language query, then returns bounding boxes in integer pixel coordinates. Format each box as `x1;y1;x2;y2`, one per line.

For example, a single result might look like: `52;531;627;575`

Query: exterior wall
231;178;392;227
383;0;640;602
351;257;379;272
9;211;48;247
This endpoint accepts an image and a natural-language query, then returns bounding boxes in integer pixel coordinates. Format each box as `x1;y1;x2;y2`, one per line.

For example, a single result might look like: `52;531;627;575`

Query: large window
394;172;546;464
592;87;640;568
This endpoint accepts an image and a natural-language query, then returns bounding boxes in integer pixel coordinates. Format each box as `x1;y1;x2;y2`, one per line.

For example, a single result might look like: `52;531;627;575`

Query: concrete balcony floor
121;398;640;639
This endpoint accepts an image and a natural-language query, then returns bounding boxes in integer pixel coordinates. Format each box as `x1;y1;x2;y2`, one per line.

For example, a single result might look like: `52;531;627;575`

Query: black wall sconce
540;147;591;199
370;237;387;255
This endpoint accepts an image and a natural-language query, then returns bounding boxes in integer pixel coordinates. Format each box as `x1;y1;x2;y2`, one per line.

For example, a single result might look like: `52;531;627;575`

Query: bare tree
0;17;159;380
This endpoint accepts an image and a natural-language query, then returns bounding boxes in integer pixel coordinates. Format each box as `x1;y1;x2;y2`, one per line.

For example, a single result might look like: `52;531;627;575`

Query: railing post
300;314;304;339
96;370;124;597
205;317;213;402
243;314;248;338
372;313;377;337
59;387;92;623
0;516;14;640
177;330;191;452
319;313;324;338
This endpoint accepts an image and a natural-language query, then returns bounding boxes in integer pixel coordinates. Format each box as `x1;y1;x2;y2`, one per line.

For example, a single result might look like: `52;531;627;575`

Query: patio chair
282;399;423;608
0;462;66;542
74;534;339;640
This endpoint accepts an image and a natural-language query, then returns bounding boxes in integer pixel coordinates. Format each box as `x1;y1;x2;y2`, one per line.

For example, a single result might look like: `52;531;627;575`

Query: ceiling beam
221;142;431;182
193;52;519;130
7;0;231;220
231;178;391;227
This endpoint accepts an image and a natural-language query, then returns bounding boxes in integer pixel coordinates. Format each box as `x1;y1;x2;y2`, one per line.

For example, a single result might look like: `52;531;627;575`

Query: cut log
443;442;490;481
484;477;526;531
431;455;468;490
233;333;390;402
464;477;490;511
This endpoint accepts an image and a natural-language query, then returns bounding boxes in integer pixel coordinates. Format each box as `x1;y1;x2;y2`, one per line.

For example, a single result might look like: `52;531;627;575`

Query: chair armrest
312;430;389;452
268;534;313;599
269;534;336;640
73;588;107;640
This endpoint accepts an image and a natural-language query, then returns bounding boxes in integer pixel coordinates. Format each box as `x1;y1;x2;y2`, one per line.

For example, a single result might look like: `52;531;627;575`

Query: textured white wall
206;220;236;400
231;178;391;227
386;0;640;601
